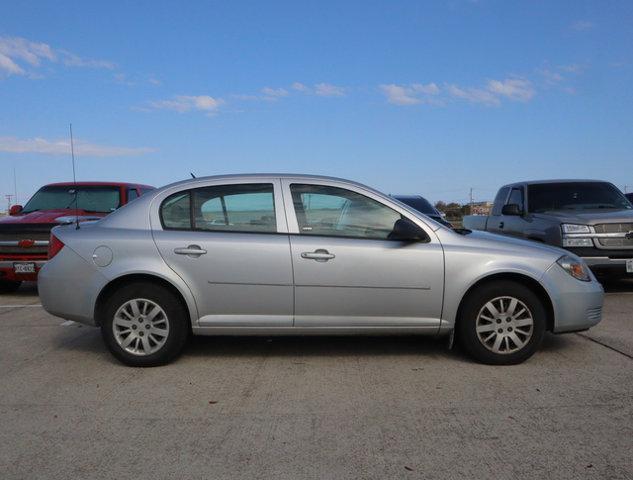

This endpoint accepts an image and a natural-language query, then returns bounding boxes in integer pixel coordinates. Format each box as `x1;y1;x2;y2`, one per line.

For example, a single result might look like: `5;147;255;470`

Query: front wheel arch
95;274;192;330
455;273;555;333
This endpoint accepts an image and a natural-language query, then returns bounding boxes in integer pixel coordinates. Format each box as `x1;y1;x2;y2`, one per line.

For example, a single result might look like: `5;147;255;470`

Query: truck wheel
457;281;546;365
100;282;189;367
0;280;22;293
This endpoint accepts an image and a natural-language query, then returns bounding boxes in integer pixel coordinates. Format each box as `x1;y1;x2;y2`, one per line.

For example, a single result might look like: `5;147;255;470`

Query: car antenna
190;172;196;178
69;123;80;230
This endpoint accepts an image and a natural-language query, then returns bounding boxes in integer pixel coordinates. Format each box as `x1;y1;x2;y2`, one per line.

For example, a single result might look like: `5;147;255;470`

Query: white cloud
0;35;115;77
261;87;289;100
59;50;115;69
0;136;154;157
486;78;535;101
380;83;441;105
147;95;223;114
291;82;310;92
571;20;594;31
445;84;500;105
382;77;535;107
314;83;346;97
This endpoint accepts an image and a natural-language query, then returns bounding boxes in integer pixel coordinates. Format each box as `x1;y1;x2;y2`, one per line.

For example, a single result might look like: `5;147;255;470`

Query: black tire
100;282;189;367
0;280;22;293
457;281;546;365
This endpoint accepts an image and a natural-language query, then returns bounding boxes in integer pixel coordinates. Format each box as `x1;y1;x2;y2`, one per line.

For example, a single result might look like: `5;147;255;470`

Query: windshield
394;196;437;215
23;186;122;213
528;182;632;213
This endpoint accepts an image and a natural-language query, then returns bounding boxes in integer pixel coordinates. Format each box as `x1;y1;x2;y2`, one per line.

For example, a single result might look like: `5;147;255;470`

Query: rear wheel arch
455;273;555;332
95;274;192;328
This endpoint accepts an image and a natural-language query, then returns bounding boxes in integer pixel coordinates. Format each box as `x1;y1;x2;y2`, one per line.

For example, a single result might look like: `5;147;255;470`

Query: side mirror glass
9;205;23;216
501;204;522;216
389;218;428;242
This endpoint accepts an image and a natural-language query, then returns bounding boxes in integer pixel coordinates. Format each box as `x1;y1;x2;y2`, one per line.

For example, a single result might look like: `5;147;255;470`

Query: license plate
13;262;36;274
627;259;633;273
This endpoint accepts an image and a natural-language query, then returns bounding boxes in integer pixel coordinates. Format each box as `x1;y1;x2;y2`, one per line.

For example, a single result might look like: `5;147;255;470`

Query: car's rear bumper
39;247;106;325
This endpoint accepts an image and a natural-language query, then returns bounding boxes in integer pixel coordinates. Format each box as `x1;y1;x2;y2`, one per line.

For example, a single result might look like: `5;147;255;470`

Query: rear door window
160;184;277;233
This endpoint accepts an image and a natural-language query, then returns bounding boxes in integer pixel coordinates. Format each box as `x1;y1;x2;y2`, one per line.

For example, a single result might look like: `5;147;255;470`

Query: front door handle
301;249;335;262
499;222;504;229
174;245;207;257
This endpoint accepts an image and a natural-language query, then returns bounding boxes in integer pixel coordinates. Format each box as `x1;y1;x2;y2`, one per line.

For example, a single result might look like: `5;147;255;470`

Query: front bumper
540;261;604;333
565;247;632;275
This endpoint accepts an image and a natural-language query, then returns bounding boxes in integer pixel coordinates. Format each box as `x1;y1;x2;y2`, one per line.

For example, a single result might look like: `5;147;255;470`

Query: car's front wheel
101;282;189;367
457;281;546;365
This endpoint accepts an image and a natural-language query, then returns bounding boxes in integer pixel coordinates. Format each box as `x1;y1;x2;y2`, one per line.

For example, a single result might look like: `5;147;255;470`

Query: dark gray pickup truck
463;180;633;276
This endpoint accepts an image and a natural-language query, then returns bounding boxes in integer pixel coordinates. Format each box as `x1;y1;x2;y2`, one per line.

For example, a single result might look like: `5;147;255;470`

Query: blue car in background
392;195;453;228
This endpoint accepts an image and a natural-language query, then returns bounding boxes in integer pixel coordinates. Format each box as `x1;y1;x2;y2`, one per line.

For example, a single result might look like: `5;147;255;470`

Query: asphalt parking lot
1;282;632;480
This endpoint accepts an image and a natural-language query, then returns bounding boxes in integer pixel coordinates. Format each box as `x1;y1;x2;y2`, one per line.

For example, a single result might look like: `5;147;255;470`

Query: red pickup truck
0;181;154;293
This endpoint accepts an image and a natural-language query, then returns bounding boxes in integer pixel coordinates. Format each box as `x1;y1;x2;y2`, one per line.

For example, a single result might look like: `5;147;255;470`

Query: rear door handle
301;249;335;262
499;222;504;229
174;245;207;257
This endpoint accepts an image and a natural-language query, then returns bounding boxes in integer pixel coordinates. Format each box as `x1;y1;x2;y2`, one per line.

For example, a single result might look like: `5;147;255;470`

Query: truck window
528;182;632;213
127;188;139;202
507;188;524;211
491;187;510;216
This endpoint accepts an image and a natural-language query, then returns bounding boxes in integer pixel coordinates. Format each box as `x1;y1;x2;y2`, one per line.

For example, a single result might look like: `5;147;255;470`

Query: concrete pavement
0;283;631;480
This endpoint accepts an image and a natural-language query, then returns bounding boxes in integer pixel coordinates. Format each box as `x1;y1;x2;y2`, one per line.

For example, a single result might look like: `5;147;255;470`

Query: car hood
448;229;569;260
533;209;633;225
0;209;105;226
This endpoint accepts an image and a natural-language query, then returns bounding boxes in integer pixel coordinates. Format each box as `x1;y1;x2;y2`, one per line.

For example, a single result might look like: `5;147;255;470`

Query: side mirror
501;204;522;216
9;205;23;216
389;218;428;242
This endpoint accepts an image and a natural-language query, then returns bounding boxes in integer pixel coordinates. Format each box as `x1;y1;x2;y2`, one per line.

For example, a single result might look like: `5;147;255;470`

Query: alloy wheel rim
112;298;170;356
475;296;533;355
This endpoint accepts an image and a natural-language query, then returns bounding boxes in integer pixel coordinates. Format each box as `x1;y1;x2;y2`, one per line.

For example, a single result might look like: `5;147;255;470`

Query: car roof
159;173;381;193
44;181;155;188
392;194;426;200
502;179;611;188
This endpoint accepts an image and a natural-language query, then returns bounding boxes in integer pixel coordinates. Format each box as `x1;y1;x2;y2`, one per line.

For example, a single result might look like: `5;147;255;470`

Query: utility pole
624;185;629;194
5;194;14;214
469;188;474;206
13;167;17;204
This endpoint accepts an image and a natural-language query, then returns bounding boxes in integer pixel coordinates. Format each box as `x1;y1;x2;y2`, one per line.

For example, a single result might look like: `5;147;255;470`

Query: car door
281;180;444;328
152;180;294;327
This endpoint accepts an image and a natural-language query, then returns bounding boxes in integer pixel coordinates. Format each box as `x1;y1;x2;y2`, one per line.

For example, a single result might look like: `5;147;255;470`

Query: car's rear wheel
101;282;189;367
457;281;546;365
0;280;22;293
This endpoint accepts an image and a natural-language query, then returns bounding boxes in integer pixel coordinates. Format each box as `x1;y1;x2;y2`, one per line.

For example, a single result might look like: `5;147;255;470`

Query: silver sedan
39;174;604;366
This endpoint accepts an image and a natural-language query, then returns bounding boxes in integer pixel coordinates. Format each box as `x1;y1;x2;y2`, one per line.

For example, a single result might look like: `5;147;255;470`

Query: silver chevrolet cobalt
39;175;604;367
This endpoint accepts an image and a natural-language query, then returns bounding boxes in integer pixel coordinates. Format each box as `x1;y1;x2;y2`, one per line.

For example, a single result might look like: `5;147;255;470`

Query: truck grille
594;223;633;233
593;223;633;248
0;224;52;256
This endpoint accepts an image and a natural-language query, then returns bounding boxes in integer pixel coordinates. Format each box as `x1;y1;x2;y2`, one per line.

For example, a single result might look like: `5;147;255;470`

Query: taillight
48;234;65;259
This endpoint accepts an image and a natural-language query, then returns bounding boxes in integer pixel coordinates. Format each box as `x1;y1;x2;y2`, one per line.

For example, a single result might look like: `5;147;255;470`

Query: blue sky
1;0;632;205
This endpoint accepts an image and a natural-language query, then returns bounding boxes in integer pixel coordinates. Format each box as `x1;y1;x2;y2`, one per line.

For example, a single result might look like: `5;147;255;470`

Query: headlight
557;255;591;282
561;224;592;234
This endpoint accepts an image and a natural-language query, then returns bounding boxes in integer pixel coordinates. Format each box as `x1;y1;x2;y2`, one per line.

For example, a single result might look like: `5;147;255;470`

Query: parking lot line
60;320;75;326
